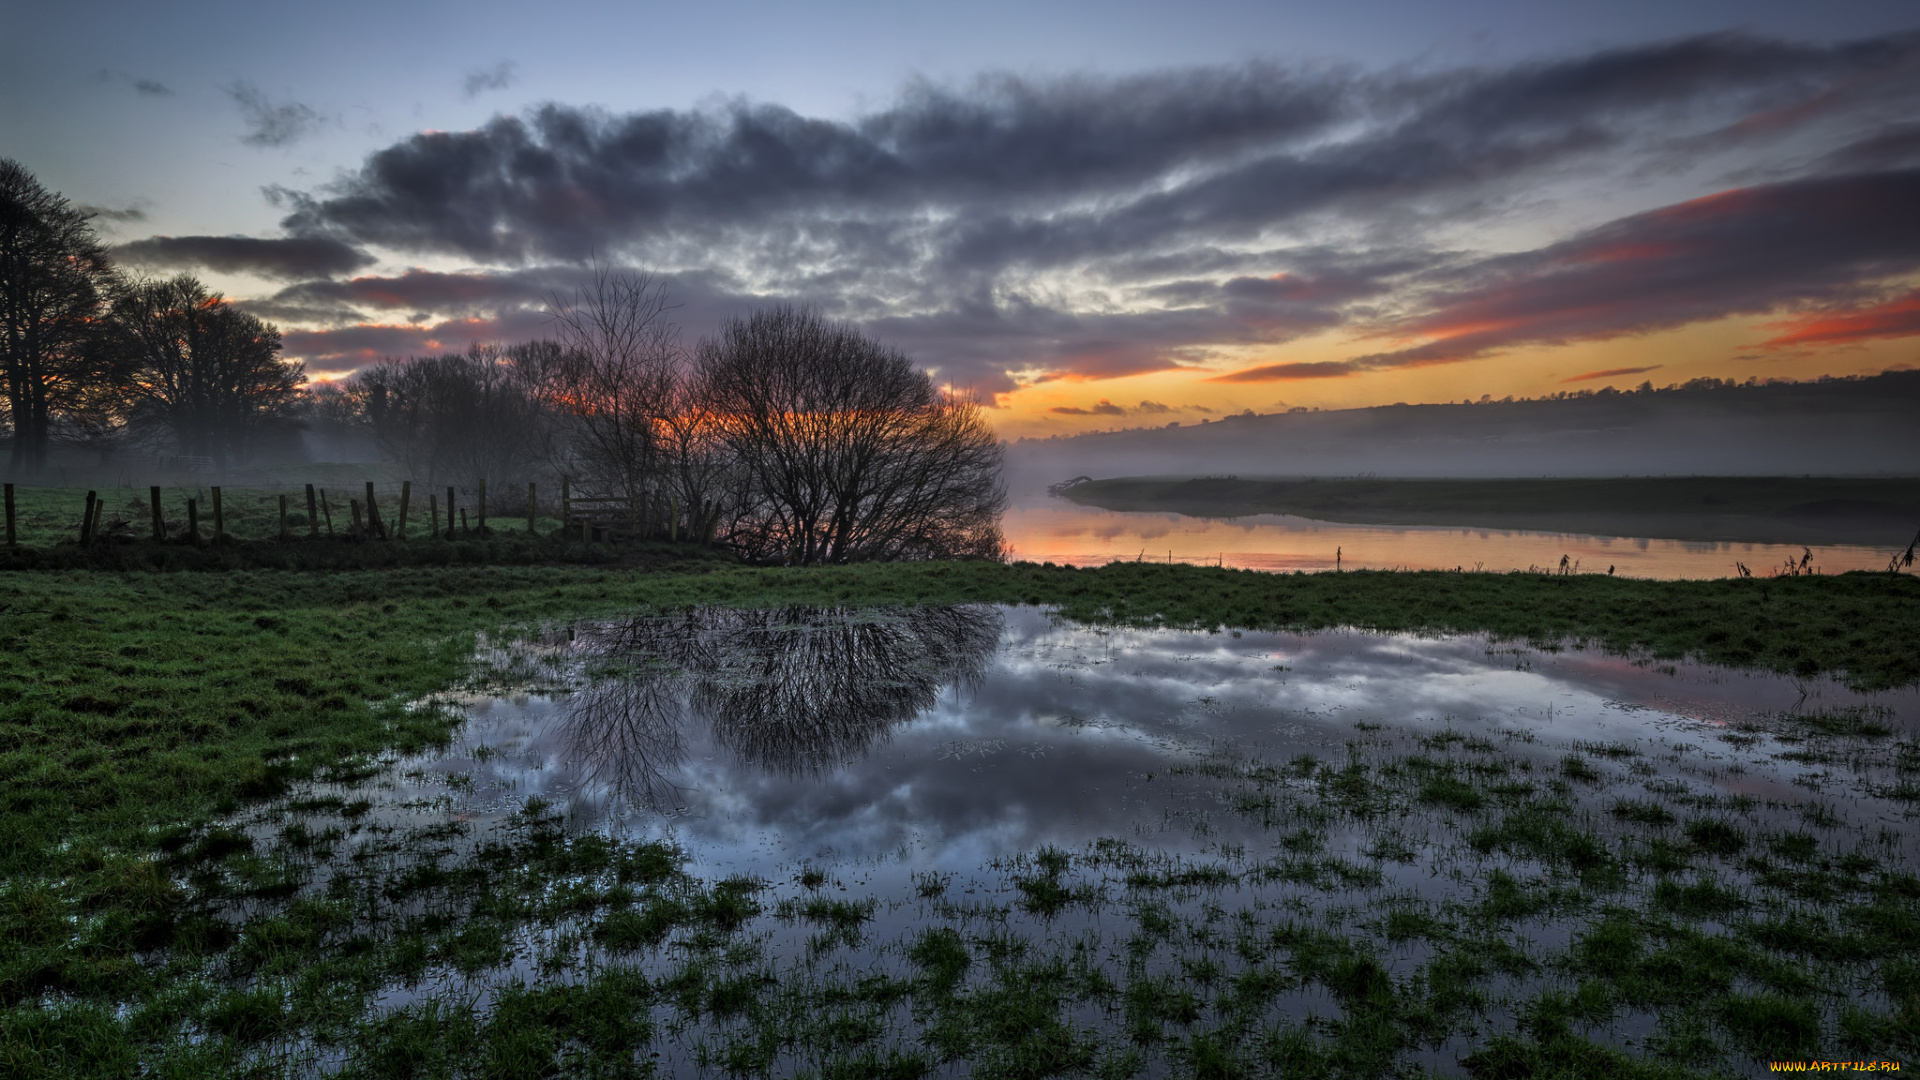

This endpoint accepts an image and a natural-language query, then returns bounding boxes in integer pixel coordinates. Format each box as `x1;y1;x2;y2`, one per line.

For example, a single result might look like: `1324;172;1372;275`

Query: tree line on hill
0;160;1004;564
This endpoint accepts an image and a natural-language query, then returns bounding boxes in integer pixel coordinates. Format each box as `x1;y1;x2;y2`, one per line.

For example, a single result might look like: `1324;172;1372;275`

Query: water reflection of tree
554;605;1001;809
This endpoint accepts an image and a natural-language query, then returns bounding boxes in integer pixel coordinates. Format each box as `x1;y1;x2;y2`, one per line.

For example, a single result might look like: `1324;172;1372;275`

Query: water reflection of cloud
404;606;1920;879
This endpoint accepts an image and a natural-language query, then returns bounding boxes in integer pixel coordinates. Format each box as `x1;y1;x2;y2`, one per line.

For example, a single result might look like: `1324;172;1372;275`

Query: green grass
2;482;564;546
1;552;1916;1076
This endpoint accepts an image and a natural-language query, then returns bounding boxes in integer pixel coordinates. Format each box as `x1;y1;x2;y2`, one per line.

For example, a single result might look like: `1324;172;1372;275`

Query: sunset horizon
6;2;1917;439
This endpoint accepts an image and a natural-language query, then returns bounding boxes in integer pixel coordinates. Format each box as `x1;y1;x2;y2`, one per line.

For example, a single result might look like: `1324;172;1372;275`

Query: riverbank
1054;475;1920;548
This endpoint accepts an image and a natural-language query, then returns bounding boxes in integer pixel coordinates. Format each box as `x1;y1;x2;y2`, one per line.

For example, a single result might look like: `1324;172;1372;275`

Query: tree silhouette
551;605;1002;808
696;305;1006;563
112;275;304;465
0;159;118;471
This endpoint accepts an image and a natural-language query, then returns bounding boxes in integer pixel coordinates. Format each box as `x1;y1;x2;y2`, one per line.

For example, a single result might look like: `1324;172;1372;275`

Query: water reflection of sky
388;606;1920;884
1001;498;1894;578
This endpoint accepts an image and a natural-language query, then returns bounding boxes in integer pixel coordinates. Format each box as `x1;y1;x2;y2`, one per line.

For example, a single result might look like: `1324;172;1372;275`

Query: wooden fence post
445;486;455;538
477;479;487;532
187;498;199;544
527;482;536;534
319;490;334;538
4;482;15;547
560;476;570;540
397;481;411;540
364;481;382;539
429;494;439;539
211;486;225;544
150;486;163;541
460;509;469;534
350;498;365;539
305;484;319;539
81;491;97;544
279;495;289;540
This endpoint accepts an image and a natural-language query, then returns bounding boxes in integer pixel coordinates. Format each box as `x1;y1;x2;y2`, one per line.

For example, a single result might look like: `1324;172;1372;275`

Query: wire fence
0;476;682;547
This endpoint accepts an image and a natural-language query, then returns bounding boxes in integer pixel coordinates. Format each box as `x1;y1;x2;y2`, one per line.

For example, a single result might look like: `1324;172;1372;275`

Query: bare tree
556;605;1001;795
113;274;303;466
539;267;682;507
353;343;546;490
0;159;119;471
696;305;1005;563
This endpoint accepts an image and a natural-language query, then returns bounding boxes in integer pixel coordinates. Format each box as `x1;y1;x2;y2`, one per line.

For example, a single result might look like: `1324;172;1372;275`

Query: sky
5;0;1919;438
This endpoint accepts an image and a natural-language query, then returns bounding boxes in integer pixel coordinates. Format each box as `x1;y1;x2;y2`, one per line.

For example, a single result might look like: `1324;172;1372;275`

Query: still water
999;496;1895;579
391;606;1918;878
267;606;1917;1074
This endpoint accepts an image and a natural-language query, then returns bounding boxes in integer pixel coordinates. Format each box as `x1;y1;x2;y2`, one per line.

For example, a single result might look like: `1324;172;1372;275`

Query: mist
1005;371;1920;492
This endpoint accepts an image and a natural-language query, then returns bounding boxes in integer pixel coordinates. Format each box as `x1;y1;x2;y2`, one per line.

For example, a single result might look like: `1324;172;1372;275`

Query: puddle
230;606;1920;1075
370;607;1917;872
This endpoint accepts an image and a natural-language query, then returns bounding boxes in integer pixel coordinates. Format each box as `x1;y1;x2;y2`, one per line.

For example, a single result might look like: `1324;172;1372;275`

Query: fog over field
1006;371;1920;489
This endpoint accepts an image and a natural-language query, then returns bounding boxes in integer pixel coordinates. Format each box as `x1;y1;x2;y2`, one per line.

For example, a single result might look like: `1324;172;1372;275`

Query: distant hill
1005;371;1920;490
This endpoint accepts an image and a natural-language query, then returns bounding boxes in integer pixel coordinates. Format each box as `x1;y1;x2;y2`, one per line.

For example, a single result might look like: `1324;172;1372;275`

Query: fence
2;477;710;548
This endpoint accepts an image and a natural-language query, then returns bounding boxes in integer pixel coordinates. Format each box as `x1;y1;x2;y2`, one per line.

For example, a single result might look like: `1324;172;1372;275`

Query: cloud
115;235;375;279
79;204;147;224
1759;288;1920;348
1562;365;1663;383
278;310;554;375
97;69;172;96
267;267;559;314
278;34;1920;267
1327;168;1920;373
1825;124;1920;170
1209;359;1390;382
1049;400;1129;416
221;31;1920;392
226;82;328;147
1047;398;1190;417
463;61;517;100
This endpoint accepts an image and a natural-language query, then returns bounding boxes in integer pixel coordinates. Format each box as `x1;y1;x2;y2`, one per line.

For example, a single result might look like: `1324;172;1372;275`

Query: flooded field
217;605;1920;1076
1000;498;1895;579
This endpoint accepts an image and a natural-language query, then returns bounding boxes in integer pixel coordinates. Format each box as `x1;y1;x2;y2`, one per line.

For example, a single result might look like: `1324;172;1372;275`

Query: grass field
2;483;558;548
3;551;1917;1076
1056;475;1920;547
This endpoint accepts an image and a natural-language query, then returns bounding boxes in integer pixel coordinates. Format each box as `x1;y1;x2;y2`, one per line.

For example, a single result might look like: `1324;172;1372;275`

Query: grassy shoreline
4;559;1917;1076
1056;475;1920;547
6;560;1917;860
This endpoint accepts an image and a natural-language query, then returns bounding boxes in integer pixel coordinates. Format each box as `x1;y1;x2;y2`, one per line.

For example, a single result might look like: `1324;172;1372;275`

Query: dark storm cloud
250;30;1920;388
226;82;329;147
115;235;375;279
278;32;1920;269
